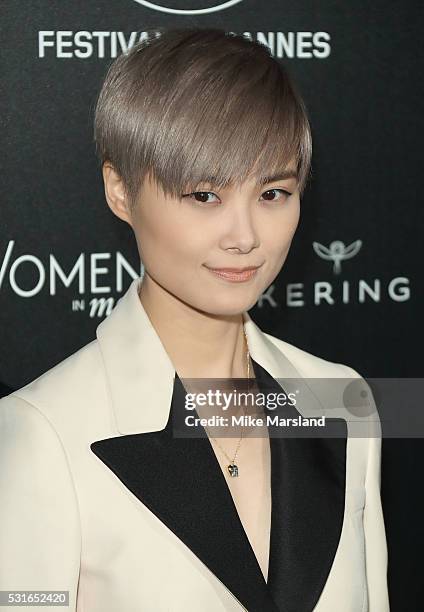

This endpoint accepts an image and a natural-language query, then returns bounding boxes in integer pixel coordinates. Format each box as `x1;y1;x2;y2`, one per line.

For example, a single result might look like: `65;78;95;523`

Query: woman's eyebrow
259;170;298;185
190;170;298;190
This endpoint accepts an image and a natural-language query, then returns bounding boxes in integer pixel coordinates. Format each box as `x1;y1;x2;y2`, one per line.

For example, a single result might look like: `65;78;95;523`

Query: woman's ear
102;162;133;226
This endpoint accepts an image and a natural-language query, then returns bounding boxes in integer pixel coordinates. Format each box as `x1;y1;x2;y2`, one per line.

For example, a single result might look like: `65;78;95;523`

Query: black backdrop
1;2;423;609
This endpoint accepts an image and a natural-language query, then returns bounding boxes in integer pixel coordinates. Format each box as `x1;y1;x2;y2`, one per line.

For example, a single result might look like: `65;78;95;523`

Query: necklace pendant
227;463;239;477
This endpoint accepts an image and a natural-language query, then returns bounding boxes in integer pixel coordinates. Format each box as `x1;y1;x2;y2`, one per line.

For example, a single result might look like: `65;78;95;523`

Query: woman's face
127;167;300;316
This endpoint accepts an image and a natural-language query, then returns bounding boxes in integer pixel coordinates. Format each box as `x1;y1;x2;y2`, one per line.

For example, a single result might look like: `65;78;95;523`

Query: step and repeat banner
1;1;422;609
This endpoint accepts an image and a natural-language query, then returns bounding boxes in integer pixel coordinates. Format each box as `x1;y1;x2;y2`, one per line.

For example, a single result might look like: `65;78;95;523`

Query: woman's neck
138;275;249;380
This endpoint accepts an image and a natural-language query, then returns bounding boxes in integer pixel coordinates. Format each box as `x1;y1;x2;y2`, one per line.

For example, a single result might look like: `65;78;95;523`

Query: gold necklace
204;323;251;478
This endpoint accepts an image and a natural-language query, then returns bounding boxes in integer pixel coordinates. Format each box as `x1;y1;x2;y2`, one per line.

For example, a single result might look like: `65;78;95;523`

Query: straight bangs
94;29;312;208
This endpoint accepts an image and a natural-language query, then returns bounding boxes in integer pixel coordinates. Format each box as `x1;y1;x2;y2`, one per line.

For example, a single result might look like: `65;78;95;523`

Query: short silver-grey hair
94;27;312;210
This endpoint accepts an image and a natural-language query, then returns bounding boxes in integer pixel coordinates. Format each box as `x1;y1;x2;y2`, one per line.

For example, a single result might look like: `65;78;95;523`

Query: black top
91;357;347;612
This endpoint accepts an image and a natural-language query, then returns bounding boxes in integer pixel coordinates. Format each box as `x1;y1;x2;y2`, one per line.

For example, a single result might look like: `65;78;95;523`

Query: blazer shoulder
2;339;108;433
263;331;362;379
263;332;381;437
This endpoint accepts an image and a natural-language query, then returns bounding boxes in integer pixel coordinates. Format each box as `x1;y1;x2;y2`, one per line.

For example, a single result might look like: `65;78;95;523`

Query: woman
0;28;389;611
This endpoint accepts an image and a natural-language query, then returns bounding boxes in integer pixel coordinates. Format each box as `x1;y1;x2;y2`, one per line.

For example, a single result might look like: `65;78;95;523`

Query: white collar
96;277;322;435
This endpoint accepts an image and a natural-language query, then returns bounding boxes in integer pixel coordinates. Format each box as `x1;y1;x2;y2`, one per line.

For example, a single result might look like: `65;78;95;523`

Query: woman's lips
204;265;261;282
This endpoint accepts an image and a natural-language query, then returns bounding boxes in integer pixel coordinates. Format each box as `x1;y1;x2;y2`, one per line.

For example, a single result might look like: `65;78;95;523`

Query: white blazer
0;276;389;611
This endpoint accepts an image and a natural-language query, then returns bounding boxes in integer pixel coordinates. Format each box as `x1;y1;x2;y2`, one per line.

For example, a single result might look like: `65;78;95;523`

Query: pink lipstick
204;265;261;282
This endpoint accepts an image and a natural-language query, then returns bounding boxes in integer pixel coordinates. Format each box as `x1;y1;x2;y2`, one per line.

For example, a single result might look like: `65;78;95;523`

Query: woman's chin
194;294;260;317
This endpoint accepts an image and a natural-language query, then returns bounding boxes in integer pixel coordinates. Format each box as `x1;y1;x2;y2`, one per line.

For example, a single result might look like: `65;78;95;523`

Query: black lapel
90;368;278;612
252;360;347;612
90;359;347;612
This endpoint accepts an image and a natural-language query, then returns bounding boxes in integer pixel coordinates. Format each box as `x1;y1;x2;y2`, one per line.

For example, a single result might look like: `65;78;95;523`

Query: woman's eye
182;191;219;204
260;188;292;202
181;188;292;205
